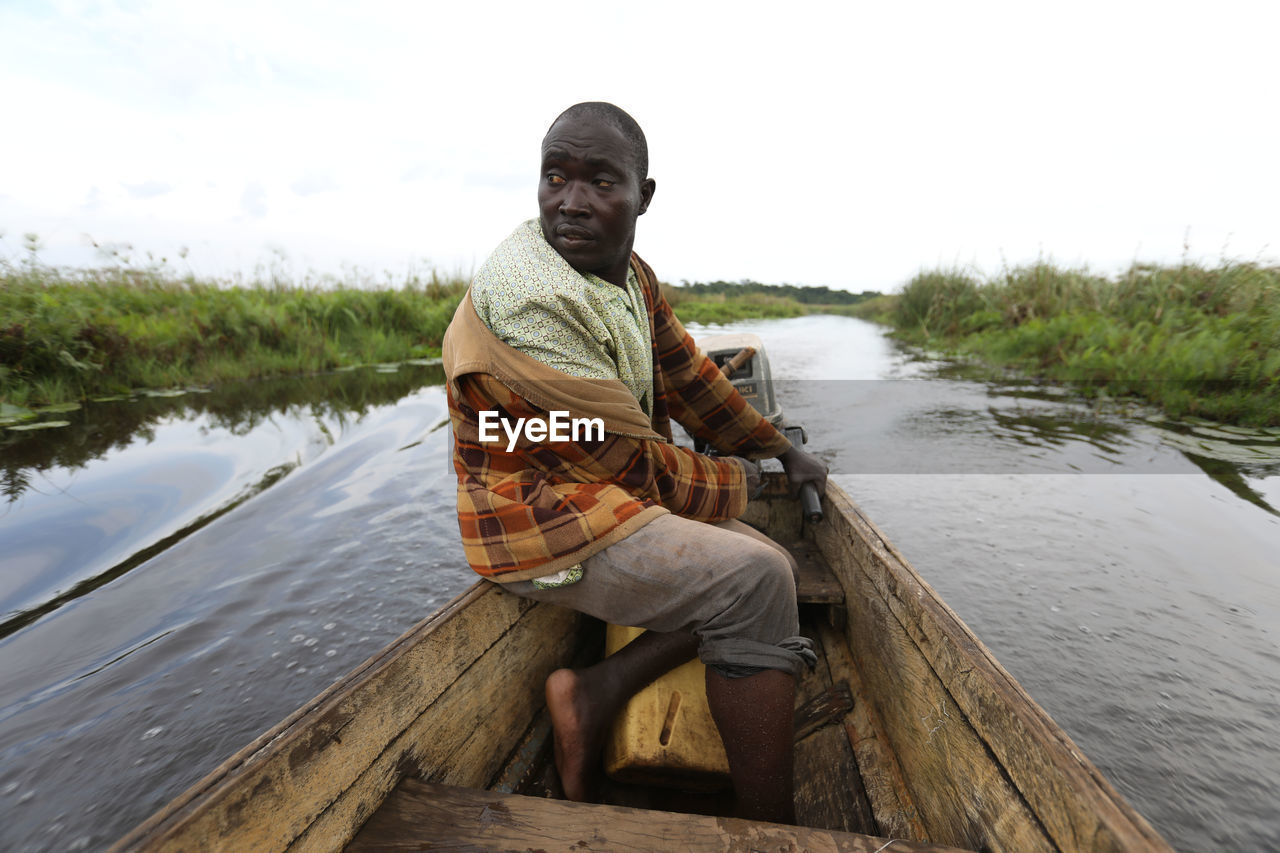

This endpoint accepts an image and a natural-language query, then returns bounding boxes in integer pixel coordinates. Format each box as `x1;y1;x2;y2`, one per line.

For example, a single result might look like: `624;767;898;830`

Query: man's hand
778;444;827;496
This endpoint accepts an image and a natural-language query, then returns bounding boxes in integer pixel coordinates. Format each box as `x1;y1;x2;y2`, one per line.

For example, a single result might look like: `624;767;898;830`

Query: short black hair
548;101;649;182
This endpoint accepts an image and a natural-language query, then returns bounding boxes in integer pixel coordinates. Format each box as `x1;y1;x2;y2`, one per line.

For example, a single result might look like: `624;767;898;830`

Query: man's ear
638;178;656;215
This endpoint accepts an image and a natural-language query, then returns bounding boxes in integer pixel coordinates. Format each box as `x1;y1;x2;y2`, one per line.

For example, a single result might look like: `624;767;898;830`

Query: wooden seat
345;780;972;852
792;538;845;605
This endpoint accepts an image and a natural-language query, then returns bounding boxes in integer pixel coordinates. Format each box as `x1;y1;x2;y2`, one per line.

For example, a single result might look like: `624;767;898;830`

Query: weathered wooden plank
488;710;554;794
112;583;569;853
346;780;974;852
290;597;581;852
795;682;855;741
416;601;579;789
817;621;930;843
816;485;1173;852
792;623;876;835
795;722;878;837
843;570;1053;851
795;538;846;604
737;475;802;540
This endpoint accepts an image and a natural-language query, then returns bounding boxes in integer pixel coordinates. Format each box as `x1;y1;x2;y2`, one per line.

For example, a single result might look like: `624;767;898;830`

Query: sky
2;0;1277;293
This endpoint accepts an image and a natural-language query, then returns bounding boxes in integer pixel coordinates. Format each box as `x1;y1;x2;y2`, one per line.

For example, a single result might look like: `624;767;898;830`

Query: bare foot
544;631;698;802
545;667;607;802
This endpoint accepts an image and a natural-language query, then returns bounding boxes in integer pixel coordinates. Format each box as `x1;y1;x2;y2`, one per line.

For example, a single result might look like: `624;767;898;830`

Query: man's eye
594;179;614;188
546;174;565;185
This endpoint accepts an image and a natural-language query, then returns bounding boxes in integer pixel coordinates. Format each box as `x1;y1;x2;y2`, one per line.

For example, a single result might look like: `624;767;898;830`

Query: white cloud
290;171;339;197
1;0;1277;290
124;181;174;200
240;182;267;219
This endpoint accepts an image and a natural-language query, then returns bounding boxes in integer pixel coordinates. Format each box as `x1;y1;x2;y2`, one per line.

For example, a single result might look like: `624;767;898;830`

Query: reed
883;261;1280;425
1;256;467;407
660;283;807;324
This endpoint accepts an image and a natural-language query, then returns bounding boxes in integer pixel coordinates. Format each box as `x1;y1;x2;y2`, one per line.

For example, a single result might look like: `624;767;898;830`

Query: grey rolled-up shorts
502;513;815;677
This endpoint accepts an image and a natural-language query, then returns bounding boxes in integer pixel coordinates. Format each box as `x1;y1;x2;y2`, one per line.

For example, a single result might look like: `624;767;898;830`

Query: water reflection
981;380;1280;514
1;362;445;504
0;363;445;640
986;407;1134;459
890;363;1280;514
0;363;465;852
767;378;1264;478
1158;444;1279;517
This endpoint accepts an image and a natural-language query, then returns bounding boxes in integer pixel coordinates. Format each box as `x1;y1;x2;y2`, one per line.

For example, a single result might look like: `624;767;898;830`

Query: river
1;315;1276;851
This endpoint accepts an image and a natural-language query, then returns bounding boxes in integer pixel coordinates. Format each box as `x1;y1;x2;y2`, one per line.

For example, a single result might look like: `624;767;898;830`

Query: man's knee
736;543;798;612
755;535;799;586
714;518;799;585
698;543;807;675
780;546;799;586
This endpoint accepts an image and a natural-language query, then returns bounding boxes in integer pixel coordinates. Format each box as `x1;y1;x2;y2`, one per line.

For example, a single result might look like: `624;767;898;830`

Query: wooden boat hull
113;478;1171;852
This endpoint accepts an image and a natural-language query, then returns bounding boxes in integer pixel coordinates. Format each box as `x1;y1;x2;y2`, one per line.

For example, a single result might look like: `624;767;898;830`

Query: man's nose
560;181;590;216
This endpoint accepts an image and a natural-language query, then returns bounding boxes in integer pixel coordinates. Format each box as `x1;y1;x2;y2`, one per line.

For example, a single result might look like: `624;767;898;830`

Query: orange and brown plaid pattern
635;255;789;459
448;253;791;581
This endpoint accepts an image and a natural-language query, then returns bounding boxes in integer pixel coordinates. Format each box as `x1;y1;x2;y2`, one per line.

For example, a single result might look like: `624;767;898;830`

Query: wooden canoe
112;476;1173;852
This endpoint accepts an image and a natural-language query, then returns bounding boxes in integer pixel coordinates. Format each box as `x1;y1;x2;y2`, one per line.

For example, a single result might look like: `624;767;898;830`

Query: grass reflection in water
1;361;444;504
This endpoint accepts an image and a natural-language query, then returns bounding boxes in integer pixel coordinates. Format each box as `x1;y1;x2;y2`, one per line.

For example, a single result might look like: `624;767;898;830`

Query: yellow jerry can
602;625;730;791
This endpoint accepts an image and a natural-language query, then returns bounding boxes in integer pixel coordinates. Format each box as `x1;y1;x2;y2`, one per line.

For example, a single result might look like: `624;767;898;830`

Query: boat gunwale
111;478;1174;852
816;485;1173;851
109;580;505;852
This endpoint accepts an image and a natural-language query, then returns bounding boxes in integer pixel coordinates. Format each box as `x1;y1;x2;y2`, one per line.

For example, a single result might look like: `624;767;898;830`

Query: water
2;317;1278;850
721;315;1280;850
0;365;473;851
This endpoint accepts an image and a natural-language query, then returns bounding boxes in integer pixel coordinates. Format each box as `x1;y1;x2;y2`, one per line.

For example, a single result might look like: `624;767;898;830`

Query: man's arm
457;372;753;523
640;263;827;495
642;275;791;458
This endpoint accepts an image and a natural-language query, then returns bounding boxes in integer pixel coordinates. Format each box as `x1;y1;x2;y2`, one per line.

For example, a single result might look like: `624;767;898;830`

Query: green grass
812;294;897;323
13;243;1273;426
1;256;467;407
876;261;1280;425
659;282;808;324
2;251;827;407
659;279;883;325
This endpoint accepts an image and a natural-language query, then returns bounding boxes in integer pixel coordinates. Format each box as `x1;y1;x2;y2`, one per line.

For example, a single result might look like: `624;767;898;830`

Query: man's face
538;115;655;287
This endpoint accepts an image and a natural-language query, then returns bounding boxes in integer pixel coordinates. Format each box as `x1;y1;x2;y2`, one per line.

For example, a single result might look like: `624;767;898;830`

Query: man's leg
548;634;798;823
545;629;698;802
501;515;806;817
706;667;796;824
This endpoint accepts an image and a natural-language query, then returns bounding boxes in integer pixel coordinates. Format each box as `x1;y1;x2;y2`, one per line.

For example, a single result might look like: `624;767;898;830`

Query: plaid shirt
445;254;791;582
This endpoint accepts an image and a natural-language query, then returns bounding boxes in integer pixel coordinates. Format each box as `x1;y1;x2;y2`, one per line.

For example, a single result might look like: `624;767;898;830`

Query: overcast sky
2;0;1277;292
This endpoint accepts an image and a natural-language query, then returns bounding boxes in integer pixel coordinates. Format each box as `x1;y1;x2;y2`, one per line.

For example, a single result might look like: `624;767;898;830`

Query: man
441;102;827;824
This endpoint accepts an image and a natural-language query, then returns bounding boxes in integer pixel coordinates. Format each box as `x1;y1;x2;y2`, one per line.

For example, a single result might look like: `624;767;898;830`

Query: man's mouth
556;225;595;244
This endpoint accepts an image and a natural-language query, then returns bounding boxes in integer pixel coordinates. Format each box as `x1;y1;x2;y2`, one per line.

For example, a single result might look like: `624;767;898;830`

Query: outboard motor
696;332;822;523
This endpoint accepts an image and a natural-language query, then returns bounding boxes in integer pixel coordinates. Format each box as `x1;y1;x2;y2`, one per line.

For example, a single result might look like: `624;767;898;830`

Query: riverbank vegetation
659;283;806;323
1;258;467;410
875;261;1280;426
25;244;1271;428
1;251;882;410
660;279;881;324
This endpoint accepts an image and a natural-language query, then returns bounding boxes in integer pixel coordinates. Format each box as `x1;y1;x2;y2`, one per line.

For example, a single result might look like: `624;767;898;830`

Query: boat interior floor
346;539;951;851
